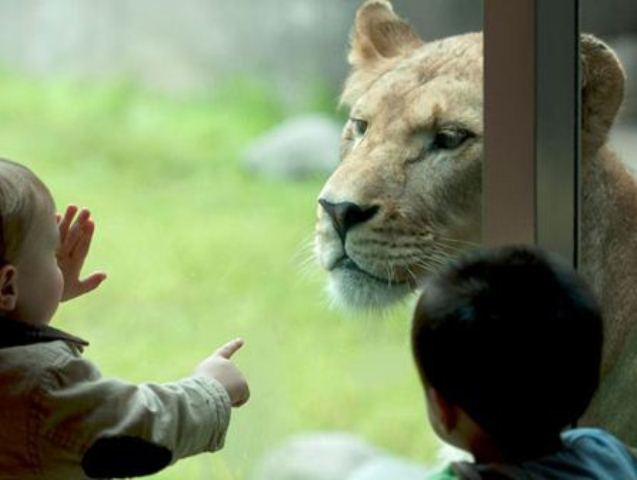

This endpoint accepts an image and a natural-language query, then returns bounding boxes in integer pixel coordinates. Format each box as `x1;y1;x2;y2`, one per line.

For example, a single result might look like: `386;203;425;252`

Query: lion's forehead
354;83;481;141
392;33;483;85
355;35;484;127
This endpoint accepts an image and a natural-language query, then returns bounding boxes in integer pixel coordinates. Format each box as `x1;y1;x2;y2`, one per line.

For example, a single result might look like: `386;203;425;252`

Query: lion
315;0;637;447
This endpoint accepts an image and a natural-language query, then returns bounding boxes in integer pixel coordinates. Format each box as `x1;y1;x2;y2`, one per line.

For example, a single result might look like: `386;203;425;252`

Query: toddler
411;246;637;479
0;158;249;479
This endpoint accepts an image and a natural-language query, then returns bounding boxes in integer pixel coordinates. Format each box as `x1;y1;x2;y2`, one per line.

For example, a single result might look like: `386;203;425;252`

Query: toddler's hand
194;338;250;407
57;205;107;302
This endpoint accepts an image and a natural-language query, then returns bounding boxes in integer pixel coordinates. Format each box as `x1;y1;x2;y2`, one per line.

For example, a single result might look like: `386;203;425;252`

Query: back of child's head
411;246;602;451
0;158;54;263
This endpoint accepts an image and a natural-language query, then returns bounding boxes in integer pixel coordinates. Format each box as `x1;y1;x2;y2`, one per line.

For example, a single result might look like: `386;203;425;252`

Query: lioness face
315;2;484;308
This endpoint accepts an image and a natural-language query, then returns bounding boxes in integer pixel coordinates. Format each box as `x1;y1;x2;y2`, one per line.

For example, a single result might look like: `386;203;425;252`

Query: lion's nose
318;199;379;240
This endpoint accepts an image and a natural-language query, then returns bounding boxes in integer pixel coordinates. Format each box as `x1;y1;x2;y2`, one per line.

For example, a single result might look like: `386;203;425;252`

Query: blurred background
0;1;634;479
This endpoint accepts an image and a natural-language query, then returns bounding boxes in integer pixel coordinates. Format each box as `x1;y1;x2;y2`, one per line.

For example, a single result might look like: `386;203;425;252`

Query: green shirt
427;465;458;479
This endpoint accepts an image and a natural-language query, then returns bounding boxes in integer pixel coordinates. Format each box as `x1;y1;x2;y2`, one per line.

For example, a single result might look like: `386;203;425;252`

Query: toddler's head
0;159;62;325
411;246;603;461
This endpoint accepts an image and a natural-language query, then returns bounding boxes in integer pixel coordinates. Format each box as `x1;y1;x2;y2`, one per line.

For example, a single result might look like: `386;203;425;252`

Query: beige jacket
0;320;231;479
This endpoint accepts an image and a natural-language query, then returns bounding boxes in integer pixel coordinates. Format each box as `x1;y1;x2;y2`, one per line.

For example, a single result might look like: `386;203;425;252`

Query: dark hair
411;246;602;450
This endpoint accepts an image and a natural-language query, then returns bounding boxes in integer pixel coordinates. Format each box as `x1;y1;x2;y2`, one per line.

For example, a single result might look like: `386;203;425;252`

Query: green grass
0;71;440;479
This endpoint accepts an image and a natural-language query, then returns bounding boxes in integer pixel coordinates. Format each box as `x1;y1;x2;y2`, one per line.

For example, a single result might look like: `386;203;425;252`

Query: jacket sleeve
34;346;232;477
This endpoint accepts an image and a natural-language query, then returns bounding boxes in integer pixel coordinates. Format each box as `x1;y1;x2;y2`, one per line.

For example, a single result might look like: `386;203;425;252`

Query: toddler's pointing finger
214;338;244;359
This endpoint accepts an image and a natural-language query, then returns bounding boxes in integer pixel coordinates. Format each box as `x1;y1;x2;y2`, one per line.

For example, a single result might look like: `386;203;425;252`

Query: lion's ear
581;34;626;155
349;0;423;67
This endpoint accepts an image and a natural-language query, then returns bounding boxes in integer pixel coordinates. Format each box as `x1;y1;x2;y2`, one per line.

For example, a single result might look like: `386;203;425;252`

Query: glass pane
5;0;633;479
19;0;622;478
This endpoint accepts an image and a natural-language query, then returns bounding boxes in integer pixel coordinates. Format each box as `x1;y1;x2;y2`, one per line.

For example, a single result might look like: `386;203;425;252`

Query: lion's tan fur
316;0;637;445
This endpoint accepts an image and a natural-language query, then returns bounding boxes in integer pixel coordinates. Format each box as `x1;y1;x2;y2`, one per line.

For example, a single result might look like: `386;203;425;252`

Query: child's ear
426;385;458;433
0;264;18;311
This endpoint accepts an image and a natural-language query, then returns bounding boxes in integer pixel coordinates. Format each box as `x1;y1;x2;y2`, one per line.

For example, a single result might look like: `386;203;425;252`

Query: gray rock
348;456;433;480
250;432;444;480
242;115;342;180
249;432;381;480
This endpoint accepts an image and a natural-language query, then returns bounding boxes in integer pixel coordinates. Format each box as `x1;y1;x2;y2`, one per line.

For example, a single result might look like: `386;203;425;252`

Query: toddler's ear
427;385;459;434
0;265;18;311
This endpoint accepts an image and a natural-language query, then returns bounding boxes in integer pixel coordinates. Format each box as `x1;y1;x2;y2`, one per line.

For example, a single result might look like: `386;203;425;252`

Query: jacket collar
0;317;89;349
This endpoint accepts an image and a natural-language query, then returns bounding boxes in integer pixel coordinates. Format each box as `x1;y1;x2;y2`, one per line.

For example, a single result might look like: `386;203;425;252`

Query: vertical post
483;0;537;247
483;0;580;266
535;0;580;266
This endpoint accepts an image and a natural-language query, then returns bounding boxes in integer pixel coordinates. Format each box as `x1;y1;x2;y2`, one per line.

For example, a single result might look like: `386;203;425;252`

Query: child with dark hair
412;246;637;479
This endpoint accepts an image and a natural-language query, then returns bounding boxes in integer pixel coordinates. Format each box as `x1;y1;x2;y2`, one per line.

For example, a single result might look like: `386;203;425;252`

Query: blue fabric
453;428;637;479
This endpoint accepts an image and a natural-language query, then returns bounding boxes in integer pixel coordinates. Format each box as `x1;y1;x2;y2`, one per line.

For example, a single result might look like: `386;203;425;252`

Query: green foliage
0;72;439;479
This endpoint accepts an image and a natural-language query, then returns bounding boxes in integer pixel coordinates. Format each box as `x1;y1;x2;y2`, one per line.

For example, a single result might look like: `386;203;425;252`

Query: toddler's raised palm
57;206;107;302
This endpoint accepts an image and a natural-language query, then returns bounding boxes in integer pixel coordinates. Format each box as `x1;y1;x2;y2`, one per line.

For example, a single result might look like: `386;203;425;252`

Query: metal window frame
483;0;580;266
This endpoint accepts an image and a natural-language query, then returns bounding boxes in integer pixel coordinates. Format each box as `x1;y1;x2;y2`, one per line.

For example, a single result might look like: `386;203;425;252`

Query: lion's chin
326;266;414;310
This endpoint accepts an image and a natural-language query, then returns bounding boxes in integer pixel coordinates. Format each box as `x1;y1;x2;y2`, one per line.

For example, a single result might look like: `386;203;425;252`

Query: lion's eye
351;118;368;137
431;129;473;150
